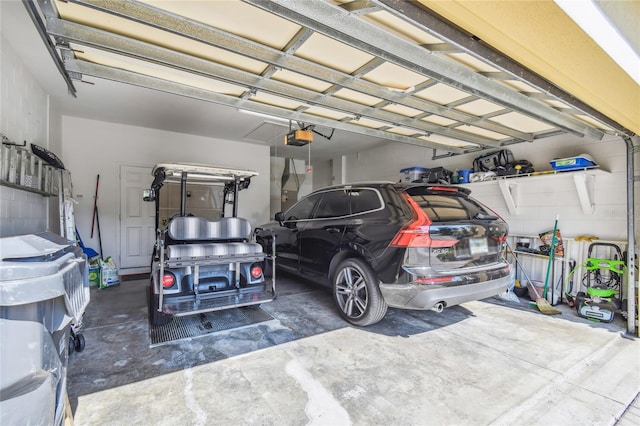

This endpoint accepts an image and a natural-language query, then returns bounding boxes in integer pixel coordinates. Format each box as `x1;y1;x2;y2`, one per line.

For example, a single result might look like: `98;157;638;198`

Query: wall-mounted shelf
0;180;52;197
508;248;565;262
459;167;608;215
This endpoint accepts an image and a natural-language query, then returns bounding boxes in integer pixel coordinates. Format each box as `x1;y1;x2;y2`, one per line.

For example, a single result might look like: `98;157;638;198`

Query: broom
528;281;561;315
509;241;561;315
535;215;562;315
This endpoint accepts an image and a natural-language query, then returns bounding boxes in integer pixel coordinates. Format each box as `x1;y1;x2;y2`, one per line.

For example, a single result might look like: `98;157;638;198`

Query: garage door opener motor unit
285;130;313;146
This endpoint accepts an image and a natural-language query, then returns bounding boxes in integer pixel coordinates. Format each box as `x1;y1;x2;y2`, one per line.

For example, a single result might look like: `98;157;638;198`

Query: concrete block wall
0;35;48;151
0;33;52;237
0;186;48;237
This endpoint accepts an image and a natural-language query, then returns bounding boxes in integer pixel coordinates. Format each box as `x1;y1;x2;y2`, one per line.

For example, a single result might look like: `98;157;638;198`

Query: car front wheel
333;258;387;326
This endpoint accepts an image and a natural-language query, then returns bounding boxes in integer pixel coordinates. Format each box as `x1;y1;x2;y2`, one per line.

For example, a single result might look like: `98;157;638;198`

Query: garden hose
564;260;578;307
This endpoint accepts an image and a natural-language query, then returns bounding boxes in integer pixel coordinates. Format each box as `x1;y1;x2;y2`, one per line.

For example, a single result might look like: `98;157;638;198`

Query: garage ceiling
12;0;639;160
421;0;639;138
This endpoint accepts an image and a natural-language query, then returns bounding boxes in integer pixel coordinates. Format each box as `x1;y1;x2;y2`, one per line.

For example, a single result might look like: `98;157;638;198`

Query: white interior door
119;165;155;271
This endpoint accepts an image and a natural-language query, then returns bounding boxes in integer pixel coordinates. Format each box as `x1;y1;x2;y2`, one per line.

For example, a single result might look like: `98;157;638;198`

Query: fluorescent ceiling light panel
238;109;291;123
555;0;640;85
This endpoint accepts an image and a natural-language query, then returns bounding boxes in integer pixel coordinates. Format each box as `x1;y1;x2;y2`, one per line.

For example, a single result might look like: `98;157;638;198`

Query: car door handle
326;227;341;233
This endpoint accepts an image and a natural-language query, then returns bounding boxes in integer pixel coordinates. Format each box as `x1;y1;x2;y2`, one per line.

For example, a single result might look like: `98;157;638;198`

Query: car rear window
349;188;383;214
410;192;489;222
312;188;383;218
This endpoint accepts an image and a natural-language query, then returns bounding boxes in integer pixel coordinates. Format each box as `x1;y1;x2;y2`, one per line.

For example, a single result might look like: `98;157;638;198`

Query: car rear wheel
333;258;387;326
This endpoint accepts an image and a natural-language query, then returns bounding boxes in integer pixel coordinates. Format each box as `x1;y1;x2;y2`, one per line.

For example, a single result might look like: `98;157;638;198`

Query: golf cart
143;163;275;326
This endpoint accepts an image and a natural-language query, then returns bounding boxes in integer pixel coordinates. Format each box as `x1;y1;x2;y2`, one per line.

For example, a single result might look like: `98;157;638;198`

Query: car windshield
158;182;224;225
148;162;257;228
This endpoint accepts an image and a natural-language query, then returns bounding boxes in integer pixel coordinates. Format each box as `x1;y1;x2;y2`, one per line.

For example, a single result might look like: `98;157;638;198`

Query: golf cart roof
152;163;258;185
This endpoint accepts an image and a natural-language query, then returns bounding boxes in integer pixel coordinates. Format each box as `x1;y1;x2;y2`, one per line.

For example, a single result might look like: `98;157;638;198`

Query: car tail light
251;265;263;279
427;186;458;192
390;192;457;248
415;276;454;284
484;209;508;244
162;273;176;288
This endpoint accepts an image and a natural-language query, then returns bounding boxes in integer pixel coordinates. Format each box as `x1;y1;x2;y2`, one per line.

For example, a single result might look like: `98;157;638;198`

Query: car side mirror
143;188;155;202
274;211;285;223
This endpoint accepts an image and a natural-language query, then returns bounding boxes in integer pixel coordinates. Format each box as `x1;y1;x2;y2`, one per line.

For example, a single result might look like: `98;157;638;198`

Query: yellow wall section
420;0;639;135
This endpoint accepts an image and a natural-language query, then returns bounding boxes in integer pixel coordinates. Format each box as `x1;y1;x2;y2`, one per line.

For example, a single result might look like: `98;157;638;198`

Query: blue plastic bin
550;155;596;170
459;169;473;183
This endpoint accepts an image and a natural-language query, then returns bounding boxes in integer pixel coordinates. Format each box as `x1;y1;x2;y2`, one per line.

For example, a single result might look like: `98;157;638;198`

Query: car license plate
469;237;488;255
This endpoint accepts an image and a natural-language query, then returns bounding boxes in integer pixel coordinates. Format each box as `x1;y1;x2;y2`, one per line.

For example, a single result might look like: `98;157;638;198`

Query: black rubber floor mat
149;307;274;347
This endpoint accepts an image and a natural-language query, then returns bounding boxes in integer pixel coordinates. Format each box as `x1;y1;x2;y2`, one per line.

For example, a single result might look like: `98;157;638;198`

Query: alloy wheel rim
335;266;368;319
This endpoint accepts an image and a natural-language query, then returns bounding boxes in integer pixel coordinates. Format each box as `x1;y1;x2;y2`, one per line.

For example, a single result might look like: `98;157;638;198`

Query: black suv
254;182;510;326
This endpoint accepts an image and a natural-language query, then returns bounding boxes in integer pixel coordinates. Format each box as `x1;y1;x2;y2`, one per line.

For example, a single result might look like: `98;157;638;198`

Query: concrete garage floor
68;274;639;425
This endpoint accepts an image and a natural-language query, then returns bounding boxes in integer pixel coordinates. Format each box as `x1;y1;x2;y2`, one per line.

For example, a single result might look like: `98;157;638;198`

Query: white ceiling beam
47;18;501;148
66;59;466;154
65;0;534;141
247;0;605;140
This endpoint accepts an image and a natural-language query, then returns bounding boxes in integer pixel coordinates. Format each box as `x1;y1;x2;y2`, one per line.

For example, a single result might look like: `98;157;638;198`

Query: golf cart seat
165;216;263;261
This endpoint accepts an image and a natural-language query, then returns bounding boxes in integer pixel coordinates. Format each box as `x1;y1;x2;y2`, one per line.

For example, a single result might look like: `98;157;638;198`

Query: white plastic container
0;232;89;425
400;166;427;183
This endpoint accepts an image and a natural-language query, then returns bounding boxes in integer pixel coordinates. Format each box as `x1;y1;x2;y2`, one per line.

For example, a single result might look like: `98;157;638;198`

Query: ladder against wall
1;140;76;241
58;169;75;241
